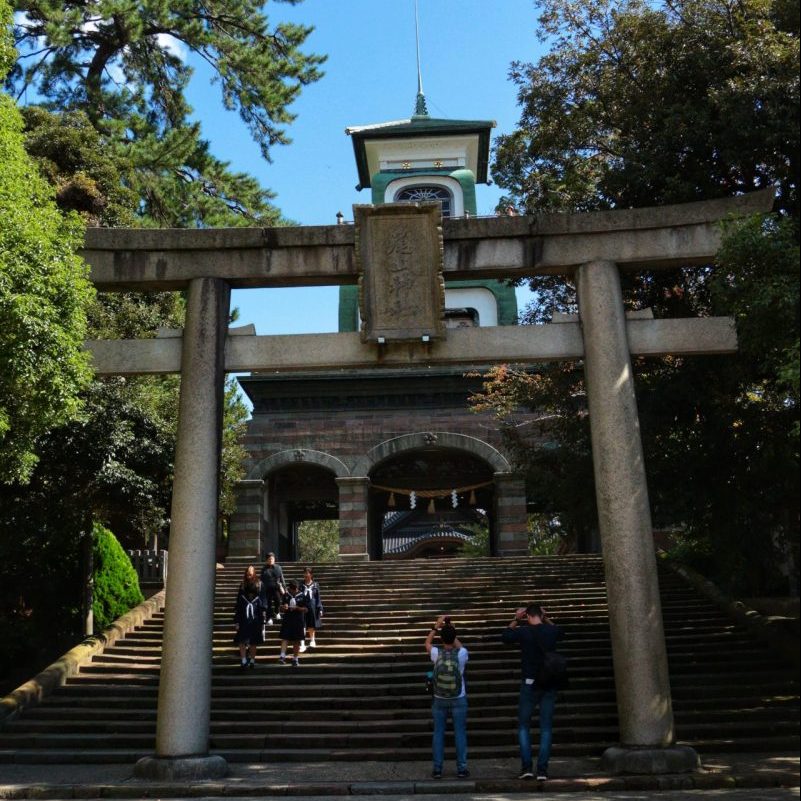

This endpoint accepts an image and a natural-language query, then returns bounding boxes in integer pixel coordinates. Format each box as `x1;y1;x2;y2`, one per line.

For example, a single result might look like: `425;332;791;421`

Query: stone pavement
0;752;797;798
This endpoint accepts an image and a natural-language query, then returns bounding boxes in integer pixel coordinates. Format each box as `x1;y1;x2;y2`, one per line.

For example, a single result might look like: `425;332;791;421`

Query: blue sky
180;0;545;335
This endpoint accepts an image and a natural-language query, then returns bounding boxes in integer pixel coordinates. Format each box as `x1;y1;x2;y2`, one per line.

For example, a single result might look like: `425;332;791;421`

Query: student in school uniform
278;580;307;667
299;566;323;652
233;565;266;668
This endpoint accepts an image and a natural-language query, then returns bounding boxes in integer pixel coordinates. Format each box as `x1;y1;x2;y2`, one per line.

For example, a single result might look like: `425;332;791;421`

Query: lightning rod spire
413;0;429;117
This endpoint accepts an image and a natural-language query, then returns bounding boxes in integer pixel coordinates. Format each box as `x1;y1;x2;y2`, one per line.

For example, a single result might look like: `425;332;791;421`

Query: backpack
432;648;463;698
535;649;568;688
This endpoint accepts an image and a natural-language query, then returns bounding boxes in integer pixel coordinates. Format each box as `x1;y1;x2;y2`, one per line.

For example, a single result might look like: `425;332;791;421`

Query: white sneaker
266;618;274;625
299;642;307;653
309;640;317;648
275;613;282;621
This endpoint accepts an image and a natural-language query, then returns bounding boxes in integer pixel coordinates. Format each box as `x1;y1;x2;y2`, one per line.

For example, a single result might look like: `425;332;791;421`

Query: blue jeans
518;682;556;773
432;695;468;772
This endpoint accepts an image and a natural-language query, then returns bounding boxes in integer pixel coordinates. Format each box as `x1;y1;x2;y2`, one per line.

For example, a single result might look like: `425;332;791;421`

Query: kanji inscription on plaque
355;203;445;343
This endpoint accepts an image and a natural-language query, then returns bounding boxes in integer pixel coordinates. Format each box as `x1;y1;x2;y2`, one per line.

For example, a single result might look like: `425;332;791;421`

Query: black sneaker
431;770;442;779
518;769;534;779
457;769;470;779
536;771;548;781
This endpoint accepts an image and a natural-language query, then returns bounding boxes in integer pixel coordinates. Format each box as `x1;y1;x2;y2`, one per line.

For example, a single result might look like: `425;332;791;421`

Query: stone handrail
659;554;799;669
0;588;166;726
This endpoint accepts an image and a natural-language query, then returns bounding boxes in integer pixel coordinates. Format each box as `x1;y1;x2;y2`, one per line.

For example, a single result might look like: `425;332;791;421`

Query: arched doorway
263;464;339;560
368;447;497;559
245;449;349;560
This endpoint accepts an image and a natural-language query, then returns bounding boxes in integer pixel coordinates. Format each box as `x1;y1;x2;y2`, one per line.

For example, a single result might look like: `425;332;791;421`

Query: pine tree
11;0;325;225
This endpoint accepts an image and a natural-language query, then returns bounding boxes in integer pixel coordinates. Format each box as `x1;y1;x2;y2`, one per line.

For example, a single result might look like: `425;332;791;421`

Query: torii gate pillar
135;277;230;780
576;260;698;773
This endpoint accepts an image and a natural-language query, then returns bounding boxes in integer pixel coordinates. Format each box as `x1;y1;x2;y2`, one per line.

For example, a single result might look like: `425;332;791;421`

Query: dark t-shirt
501;622;564;680
260;563;284;588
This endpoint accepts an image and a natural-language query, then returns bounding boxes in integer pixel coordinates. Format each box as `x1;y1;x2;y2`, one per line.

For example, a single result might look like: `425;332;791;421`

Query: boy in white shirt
425;614;469;779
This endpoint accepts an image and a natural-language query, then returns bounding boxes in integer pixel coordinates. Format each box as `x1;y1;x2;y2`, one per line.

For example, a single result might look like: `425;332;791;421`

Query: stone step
9;705;795;738
28;692;797;716
2;723;798;756
3;733;799;766
3;555;797;766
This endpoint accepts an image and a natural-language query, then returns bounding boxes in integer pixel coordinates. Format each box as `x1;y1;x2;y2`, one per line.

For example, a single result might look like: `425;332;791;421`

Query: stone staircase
0;556;797;764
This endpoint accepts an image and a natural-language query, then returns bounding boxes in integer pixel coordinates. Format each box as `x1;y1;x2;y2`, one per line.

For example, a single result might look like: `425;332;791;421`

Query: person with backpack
501;603;565;781
425;614;469;780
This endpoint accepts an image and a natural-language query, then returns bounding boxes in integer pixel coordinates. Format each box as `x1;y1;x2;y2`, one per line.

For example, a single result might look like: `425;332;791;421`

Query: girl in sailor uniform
278;580;307;667
299;566;324;652
233;565;266;668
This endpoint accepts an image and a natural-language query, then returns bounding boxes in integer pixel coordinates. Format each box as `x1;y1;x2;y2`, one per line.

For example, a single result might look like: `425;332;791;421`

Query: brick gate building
227;94;539;561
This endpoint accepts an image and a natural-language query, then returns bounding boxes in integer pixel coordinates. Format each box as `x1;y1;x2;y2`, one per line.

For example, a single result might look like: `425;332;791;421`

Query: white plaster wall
352;286;497;330
366;134;477;177
444;287;498;327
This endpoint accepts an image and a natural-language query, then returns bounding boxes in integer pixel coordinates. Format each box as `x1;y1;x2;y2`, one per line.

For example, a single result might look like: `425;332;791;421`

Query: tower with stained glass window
338;94;517;332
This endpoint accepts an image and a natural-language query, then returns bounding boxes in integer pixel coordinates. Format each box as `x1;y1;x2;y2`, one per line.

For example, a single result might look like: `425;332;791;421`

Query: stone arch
352;432;512;476
247;448;350;481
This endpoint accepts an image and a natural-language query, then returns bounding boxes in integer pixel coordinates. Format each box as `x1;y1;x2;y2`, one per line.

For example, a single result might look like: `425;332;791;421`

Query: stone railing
0;589;166;726
127;549;168;585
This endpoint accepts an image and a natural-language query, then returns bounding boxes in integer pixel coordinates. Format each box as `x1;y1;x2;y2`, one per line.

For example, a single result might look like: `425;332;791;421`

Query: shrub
92;523;144;631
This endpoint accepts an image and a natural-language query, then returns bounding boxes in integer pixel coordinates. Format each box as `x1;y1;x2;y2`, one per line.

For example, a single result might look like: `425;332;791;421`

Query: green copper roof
346;116;496;189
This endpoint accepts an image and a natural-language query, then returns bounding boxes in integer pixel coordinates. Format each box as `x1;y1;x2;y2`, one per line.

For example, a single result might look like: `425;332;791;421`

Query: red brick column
494;473;528;556
227;479;264;558
336;476;370;561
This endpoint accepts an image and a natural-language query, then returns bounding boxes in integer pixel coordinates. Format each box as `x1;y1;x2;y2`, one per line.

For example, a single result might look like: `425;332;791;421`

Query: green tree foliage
10;0;325;226
0;0;93;484
478;0;799;594
459;521;490;558
20;106;137;226
297;520;340;564
494;0;798;215
92;522;144;631
220;378;250;536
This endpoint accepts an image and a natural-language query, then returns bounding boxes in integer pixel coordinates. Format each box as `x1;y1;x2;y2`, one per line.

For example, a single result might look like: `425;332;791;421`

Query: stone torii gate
81;189;772;779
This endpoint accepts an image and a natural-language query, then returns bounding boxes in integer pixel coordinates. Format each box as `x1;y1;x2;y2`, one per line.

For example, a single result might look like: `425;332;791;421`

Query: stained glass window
394;185;453;217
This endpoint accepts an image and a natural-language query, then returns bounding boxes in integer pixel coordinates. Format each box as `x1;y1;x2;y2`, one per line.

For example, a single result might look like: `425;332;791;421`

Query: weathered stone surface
576;260;674;748
602;745;700;775
154;277;229;760
0;590;165;725
81;189;774;290
86;317;737;376
132;755;229;780
349;781;416;795
355;204;445;343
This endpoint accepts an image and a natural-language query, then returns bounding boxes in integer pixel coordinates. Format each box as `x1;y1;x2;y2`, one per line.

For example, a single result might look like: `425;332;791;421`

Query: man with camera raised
501;603;565;781
425;614;469;780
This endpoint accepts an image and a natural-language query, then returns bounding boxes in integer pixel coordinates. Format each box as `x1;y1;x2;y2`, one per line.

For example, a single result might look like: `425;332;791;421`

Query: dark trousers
518;683;557;773
262;585;282;617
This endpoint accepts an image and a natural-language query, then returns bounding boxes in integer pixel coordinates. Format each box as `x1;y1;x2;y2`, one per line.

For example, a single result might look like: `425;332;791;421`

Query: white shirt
430;645;468;699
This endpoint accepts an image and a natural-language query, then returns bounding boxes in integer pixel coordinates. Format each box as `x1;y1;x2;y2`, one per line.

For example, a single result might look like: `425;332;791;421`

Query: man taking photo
501;603;565;781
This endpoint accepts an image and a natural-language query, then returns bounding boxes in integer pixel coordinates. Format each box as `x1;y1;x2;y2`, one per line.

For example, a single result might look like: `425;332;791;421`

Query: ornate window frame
386;176;464;217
